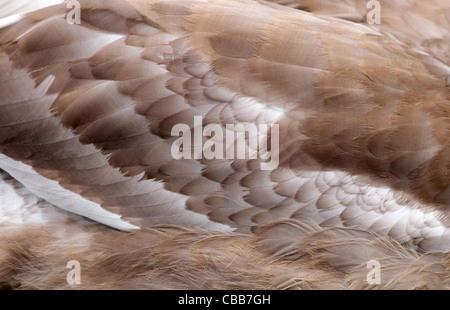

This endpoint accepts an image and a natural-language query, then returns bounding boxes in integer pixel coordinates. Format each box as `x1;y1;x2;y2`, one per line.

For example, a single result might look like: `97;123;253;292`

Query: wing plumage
0;0;449;289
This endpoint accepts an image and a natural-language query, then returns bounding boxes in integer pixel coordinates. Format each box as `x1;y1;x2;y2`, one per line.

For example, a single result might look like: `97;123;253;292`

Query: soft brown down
0;0;449;289
1;204;449;290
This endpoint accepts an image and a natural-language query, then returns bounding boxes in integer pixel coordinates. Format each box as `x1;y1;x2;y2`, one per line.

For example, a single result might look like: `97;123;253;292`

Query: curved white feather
0;154;139;230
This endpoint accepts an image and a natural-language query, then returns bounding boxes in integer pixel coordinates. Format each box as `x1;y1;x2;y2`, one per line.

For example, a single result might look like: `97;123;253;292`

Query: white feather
0;154;139;230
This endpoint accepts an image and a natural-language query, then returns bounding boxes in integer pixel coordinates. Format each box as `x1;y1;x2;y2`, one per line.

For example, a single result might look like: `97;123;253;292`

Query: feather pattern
0;0;449;289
